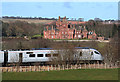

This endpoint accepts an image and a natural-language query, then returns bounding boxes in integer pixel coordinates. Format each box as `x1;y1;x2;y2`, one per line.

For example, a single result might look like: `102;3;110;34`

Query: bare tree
100;33;118;66
50;42;77;65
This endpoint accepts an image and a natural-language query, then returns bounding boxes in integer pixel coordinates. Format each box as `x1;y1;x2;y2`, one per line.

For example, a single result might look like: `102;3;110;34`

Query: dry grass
2;18;55;24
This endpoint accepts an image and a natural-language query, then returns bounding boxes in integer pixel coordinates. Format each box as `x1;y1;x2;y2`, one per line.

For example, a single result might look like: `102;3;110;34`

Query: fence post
48;65;49;71
55;65;56;70
58;64;60;70
85;63;86;69
44;65;45;71
51;65;53;70
26;66;28;72
25;66;26;72
89;63;90;69
75;64;77;69
94;62;96;69
34;66;35;71
63;65;64;70
6;67;7;72
71;64;72;69
115;63;117;68
105;63;106;69
57;65;58;70
30;66;31;72
98;61;99;69
15;67;17;72
102;63;104;69
67;64;68;70
10;67;12;72
107;64;109;69
38;66;40;71
12;67;13;72
20;66;21;72
110;64;112;69
76;64;78;69
79;64;81;69
1;68;3;72
21;66;23;72
0;67;1;72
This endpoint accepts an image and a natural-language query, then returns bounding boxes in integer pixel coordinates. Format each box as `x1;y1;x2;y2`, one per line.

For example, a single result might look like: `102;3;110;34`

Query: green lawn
2;69;118;80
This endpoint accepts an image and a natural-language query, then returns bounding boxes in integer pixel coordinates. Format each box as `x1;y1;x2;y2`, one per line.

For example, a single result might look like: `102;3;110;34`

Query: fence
0;63;118;72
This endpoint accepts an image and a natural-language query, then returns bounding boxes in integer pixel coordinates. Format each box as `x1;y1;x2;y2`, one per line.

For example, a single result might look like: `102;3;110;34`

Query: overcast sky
2;2;118;21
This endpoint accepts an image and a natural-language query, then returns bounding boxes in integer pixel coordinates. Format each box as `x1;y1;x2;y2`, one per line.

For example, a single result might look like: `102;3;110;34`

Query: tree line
1;20;44;37
2;16;57;20
77;20;118;38
1;20;119;38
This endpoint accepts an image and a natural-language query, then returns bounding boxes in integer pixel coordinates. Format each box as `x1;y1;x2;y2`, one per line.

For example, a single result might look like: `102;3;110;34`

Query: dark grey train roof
2;47;96;51
32;47;94;50
32;48;53;50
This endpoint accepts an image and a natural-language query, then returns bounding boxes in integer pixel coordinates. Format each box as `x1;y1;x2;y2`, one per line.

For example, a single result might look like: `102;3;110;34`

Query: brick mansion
43;16;98;40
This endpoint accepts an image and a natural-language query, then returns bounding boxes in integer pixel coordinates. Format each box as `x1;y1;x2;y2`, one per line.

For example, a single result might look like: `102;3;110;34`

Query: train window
26;52;33;54
94;51;99;54
79;52;82;56
91;52;93;55
29;54;35;57
45;54;51;57
53;54;58;57
74;55;77;58
37;54;43;57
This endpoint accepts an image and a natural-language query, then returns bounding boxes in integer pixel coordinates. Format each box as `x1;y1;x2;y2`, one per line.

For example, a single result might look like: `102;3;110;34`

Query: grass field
2;69;118;80
2;18;54;24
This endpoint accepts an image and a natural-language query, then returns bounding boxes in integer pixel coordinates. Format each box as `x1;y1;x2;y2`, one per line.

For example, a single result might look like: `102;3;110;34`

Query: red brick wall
43;16;98;40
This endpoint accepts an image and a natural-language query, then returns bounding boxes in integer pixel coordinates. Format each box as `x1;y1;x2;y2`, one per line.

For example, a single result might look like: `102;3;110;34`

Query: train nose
99;54;104;60
101;56;104;60
94;54;103;60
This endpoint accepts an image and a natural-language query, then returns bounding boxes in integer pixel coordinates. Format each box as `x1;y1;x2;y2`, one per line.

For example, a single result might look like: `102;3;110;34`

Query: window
26;52;33;54
37;54;43;57
94;51;99;54
79;52;82;56
29;54;35;57
74;55;77;58
53;54;58;57
52;36;53;38
91;52;93;55
45;54;51;57
78;35;81;38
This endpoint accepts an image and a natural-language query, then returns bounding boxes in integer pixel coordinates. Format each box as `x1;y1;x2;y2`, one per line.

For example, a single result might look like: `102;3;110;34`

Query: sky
2;2;118;21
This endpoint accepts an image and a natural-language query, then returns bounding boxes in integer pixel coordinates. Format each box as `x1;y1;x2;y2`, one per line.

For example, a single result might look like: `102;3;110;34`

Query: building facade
43;16;97;40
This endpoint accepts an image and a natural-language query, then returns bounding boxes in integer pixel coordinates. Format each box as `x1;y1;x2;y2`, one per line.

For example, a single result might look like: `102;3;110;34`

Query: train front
91;49;104;61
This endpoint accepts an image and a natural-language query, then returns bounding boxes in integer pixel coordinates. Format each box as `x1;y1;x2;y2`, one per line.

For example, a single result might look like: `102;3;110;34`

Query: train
0;47;104;66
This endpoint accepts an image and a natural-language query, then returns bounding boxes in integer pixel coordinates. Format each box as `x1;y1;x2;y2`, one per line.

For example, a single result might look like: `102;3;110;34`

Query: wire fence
0;63;118;72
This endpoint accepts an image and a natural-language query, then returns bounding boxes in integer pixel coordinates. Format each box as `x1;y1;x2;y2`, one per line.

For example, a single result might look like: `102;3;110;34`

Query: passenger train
0;47;104;66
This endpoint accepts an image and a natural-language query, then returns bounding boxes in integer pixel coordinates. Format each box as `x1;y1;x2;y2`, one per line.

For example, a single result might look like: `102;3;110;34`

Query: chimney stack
52;25;54;30
46;26;48;30
59;16;60;21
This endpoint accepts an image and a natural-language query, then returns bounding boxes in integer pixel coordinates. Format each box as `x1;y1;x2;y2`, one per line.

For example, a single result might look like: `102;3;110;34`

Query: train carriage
0;47;104;66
